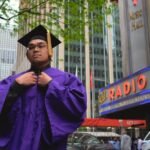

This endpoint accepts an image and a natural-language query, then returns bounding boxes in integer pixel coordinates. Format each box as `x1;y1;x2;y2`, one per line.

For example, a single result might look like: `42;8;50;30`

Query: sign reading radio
99;74;147;104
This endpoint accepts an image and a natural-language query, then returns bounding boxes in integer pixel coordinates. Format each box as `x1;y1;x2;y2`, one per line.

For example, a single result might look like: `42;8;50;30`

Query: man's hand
38;72;52;86
15;72;37;86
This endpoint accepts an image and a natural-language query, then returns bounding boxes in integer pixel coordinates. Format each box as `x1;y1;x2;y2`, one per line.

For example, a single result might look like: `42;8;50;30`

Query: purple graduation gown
0;67;87;150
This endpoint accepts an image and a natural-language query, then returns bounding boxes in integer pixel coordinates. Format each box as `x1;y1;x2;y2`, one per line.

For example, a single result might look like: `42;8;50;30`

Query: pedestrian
120;129;132;150
137;137;142;150
0;25;87;150
108;137;115;145
132;137;138;150
113;137;120;150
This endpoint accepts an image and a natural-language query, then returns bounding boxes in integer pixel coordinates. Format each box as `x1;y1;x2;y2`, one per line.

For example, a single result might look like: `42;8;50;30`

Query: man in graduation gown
0;25;87;150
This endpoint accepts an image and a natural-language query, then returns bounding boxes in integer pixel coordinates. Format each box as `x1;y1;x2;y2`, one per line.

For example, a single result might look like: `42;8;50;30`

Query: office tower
0;28;17;80
94;5;122;117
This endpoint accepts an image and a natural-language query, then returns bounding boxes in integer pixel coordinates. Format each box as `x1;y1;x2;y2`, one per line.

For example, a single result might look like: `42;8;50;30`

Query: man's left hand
38;72;52;86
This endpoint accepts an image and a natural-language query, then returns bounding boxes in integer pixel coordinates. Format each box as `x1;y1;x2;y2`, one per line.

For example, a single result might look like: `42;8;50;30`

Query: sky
0;0;19;26
10;0;19;9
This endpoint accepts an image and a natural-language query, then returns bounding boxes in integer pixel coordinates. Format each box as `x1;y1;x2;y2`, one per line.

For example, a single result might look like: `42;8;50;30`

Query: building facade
119;0;150;76
0;29;17;80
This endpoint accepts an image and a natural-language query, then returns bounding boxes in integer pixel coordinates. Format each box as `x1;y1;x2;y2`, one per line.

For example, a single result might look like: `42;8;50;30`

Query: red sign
82;118;146;128
133;0;138;6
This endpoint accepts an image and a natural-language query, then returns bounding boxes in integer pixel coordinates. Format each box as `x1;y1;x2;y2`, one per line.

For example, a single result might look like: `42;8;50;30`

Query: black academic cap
18;25;61;48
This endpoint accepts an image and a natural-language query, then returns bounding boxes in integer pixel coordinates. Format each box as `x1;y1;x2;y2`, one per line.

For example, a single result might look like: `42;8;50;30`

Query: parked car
141;131;150;150
67;132;115;150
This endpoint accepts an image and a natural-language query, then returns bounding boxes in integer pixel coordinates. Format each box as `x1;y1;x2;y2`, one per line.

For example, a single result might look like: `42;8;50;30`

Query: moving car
67;132;115;150
141;131;150;150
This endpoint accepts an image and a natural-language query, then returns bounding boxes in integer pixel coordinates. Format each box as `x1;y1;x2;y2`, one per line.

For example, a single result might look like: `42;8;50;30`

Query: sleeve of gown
0;81;24;114
0;77;14;113
0;76;16;144
0;77;25;146
44;72;87;142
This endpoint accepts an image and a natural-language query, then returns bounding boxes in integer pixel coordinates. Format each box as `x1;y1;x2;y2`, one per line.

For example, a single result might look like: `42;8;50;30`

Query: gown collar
30;64;50;75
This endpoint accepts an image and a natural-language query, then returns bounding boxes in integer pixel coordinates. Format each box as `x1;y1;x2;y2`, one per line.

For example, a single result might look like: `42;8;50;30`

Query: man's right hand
15;72;37;86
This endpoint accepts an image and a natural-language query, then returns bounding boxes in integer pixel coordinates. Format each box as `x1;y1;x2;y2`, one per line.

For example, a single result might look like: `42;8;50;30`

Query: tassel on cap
47;29;53;57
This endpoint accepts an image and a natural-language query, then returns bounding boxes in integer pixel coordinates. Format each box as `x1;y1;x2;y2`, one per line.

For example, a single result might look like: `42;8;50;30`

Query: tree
0;0;115;42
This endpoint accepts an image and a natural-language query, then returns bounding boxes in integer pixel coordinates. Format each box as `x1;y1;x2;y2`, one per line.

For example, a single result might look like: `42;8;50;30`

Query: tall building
119;0;150;76
0;29;17;80
16;1;122;118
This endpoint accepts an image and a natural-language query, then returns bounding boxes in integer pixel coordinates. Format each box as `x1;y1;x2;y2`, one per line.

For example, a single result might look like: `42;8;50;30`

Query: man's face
26;39;49;65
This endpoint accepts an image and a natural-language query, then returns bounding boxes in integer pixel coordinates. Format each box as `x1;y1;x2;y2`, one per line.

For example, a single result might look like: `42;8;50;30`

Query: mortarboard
18;25;61;57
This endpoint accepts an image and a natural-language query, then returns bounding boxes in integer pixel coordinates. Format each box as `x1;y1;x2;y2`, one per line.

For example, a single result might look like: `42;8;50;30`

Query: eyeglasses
27;43;47;51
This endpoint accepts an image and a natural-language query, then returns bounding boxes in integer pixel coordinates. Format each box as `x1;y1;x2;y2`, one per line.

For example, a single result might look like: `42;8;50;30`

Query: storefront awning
81;118;146;128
